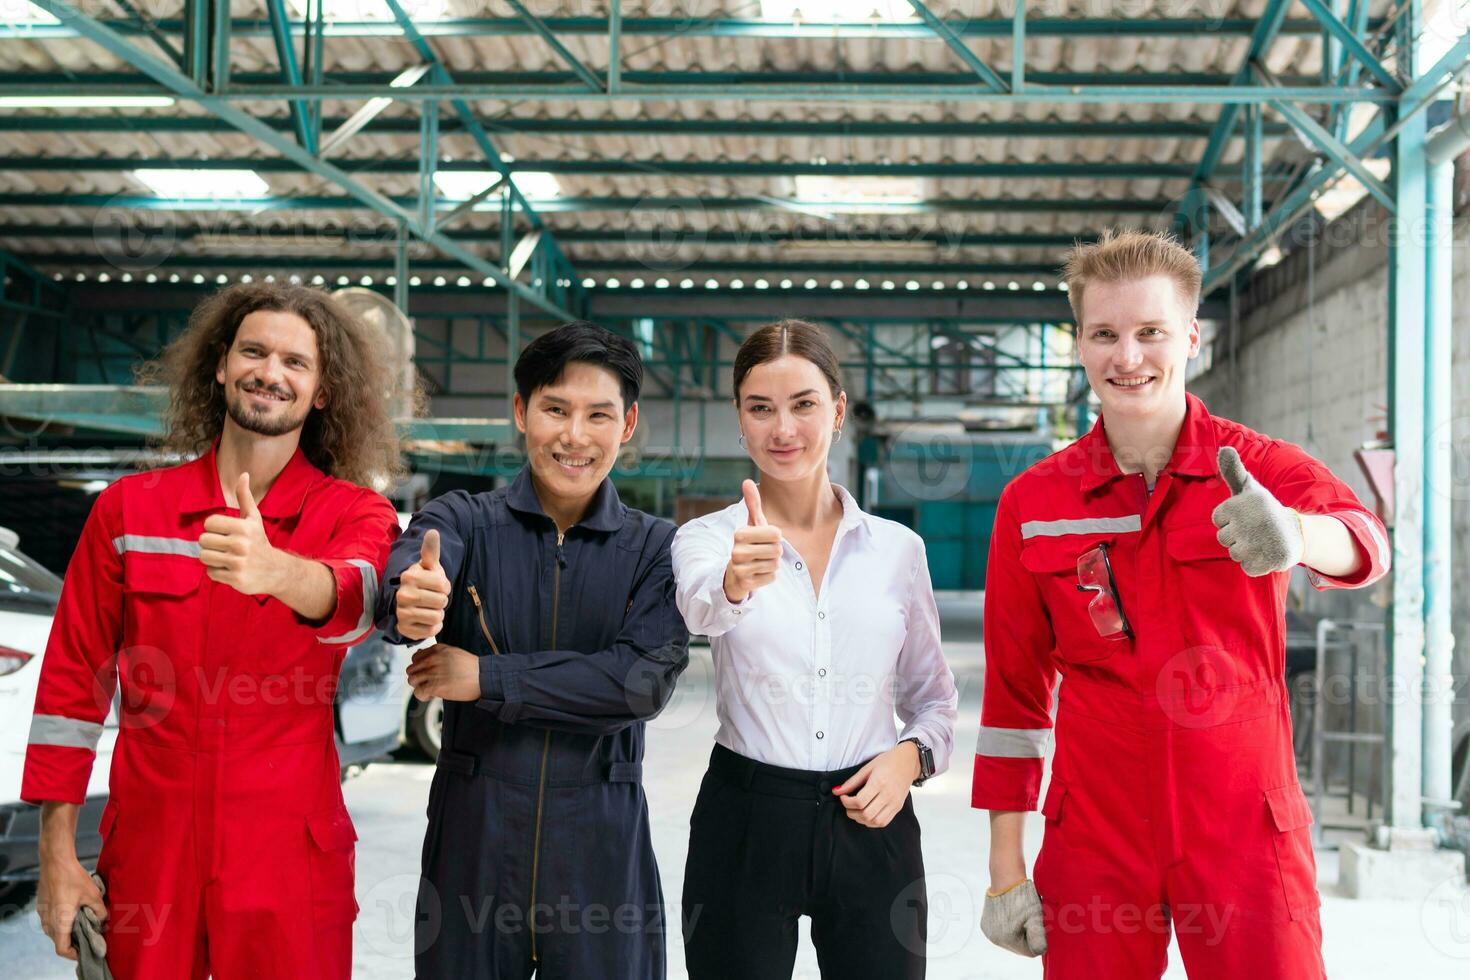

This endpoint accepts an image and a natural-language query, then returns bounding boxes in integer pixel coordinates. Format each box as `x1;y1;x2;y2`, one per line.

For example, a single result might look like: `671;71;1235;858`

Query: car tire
407;696;443;760
0;880;37;920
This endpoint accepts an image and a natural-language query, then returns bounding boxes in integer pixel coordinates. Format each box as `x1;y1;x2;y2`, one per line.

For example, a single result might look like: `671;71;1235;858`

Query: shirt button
795;561;803;570
816;731;824;739
818;668;827;677
818;612;826;620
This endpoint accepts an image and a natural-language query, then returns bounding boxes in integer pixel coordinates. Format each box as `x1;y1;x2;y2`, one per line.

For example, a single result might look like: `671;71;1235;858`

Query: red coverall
972;394;1389;979
23;444;398;979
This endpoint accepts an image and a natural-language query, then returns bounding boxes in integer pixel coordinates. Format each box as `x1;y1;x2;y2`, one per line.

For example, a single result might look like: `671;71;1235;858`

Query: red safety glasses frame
1075;542;1132;640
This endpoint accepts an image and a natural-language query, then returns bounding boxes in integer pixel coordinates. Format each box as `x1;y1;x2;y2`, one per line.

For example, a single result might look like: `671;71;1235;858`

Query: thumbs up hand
397;528;453;641
200;472;282;595
1210;446;1304;576
723;479;784;603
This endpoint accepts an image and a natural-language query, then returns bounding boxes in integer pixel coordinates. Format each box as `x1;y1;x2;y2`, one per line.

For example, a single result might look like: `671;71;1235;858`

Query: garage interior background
1;0;1469;888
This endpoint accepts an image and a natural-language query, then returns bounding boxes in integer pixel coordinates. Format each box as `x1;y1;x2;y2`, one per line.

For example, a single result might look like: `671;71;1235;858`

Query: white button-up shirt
671;485;958;775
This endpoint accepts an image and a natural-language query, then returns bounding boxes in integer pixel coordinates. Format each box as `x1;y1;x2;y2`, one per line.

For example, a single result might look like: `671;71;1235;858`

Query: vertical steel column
1244;103;1263;229
210;0;230;90
1011;2;1025;92
1385;1;1427;832
394;224;410;313
184;0;208;86
502;190;519;422
608;0;622;94
419;101;438;234
1193;193;1210;273
1422;133;1456;827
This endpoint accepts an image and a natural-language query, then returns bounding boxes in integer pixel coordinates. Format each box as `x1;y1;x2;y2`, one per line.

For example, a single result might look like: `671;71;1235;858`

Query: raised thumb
236;472;258;518
419;529;441;569
742;479;766;527
1217;446;1252;496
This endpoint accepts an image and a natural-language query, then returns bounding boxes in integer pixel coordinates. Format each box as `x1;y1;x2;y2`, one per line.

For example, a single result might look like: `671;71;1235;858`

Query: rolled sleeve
306;491;399;645
1306;509;1391;590
1248;443;1391;592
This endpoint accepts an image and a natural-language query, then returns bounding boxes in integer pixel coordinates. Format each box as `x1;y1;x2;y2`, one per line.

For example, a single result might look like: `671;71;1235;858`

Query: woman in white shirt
671;318;958;980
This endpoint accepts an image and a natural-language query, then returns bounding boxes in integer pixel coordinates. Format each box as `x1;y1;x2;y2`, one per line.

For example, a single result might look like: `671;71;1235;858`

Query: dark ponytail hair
732;318;844;401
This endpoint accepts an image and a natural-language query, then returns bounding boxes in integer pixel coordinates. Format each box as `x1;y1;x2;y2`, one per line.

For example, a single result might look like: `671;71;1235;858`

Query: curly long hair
139;282;410;489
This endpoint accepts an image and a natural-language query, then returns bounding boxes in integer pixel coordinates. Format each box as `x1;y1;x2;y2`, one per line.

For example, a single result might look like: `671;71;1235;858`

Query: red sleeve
971;485;1058;812
22;486;125;805
306;489;400;645
1245;439;1391;590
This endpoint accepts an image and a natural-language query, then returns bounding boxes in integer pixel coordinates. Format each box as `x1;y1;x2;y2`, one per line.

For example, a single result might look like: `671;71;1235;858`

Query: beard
225;382;310;437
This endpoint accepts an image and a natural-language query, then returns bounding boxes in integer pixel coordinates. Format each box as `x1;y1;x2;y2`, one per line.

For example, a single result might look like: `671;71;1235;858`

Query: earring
833;428;843;442
738;433;746;449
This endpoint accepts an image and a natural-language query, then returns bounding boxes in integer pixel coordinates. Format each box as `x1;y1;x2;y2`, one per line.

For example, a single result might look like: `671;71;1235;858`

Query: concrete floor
4;599;1469;977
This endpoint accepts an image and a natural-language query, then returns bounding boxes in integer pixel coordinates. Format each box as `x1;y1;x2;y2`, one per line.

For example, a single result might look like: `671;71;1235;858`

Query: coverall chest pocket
123;557;206;673
1164;521;1249;649
1020;537;1123;665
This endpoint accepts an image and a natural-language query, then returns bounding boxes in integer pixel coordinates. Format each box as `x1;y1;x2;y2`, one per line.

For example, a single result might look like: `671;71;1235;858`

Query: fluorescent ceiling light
433;170;562;203
792;174;924;212
132;168;271;198
2;2;58;24
0;96;176;108
285;0;448;20
760;1;916;20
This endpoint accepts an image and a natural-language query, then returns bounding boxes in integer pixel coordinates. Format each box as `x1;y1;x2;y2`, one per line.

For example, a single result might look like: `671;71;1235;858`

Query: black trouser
681;744;927;980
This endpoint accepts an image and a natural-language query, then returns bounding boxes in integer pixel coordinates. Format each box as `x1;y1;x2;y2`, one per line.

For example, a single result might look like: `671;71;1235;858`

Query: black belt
708;742;868;802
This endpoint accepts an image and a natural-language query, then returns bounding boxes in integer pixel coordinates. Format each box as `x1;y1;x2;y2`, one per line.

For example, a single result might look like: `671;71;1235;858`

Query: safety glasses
1075;542;1132;640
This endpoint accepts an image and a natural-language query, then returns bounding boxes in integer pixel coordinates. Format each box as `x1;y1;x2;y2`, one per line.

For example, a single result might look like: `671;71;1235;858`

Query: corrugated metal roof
0;1;1409;287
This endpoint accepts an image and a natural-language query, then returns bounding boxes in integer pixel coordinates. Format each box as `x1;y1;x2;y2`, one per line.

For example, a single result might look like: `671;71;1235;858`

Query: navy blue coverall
376;467;691;979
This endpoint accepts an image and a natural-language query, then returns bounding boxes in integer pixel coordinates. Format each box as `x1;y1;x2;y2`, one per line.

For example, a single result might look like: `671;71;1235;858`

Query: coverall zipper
530;528;564;963
466;585;503;655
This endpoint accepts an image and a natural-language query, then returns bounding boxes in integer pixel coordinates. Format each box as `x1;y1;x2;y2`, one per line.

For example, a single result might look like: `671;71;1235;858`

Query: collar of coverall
176;438;323;519
505;463;627;534
1076;391;1220;493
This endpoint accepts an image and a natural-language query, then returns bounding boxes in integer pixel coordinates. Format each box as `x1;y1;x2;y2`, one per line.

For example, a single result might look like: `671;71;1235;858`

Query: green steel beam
0;384;511;441
0;17;1380;42
111;0;184;66
1011;4;1025;92
26;0;572;320
0;115;1295;140
1201;29;1470;293
1179;0;1295;235
608;0;621;93
0;192;1172;214
0;155;1225;181
502;0;605;92
0;225;1093;249
263;0;314;153
22;252;1063;278
1266;90;1395;211
0;75;1388;104
906;0;1008;92
379;0;582;306
1298;0;1401;93
1385;2;1427;833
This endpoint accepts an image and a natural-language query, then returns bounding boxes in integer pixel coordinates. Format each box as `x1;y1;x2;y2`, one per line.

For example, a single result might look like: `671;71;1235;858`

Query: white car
0;527;115;913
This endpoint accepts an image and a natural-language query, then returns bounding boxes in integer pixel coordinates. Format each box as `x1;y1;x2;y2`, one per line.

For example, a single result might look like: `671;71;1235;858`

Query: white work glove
980;878;1047;958
1211;446;1304;577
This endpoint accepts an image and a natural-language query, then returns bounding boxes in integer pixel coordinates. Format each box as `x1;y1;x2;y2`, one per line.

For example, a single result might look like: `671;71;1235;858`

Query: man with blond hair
973;229;1388;978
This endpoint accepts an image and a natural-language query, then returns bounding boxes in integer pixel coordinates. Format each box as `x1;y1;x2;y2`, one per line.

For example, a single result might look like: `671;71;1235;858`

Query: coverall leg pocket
305;806;357;979
1264;784;1320;922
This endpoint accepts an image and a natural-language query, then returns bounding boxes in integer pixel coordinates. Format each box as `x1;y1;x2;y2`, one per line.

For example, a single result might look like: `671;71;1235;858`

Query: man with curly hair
23;282;404;979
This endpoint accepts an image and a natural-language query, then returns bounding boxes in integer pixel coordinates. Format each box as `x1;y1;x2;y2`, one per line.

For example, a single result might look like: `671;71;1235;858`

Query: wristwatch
902;737;935;786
